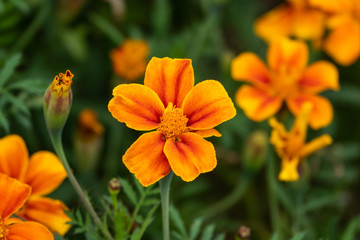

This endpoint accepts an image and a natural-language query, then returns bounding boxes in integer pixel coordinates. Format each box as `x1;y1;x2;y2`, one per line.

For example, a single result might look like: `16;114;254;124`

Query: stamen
51;70;74;96
157;103;189;140
0;218;9;240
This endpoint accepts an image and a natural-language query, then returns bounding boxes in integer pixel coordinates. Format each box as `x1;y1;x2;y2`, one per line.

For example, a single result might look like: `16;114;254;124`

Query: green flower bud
43;70;74;131
108;178;121;195
243;130;267;171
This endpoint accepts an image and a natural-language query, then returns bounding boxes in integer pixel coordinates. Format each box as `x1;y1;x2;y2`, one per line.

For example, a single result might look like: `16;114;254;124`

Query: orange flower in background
76;108;104;141
269;103;332;181
110;39;149;81
108;57;236;187
0;173;54;240
0;135;71;236
231;37;339;129
310;0;360;65
255;0;326;42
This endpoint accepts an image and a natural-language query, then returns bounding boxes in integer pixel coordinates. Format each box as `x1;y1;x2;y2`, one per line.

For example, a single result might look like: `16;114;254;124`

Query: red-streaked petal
0;173;30;219
182;80;236;129
164;133;216;182
236;85;283;121
286;93;333;129
144;57;194;108
267;38;309;74
123;132;171;187
193;129;221;138
108;84;165;131
0;135;29;181
17;197;71;236
298;61;339;94
7;221;53;240
24;151;66;196
231;52;271;87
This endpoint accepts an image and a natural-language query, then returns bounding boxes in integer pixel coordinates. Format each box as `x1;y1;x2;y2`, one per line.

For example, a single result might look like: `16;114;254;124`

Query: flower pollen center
0;218;9;240
158;103;189;140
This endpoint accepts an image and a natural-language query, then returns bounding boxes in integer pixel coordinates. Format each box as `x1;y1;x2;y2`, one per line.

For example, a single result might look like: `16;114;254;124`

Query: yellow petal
182;80;236;130
292;9;325;40
192;129;222;138
300;134;332;157
8;221;53;240
164;133;216;182
278;156;300;181
108;84;165;131
123;132;171;187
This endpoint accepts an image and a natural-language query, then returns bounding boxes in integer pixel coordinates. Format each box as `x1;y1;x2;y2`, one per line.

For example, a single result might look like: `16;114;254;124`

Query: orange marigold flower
231;37;339;129
254;0;326;42
108;57;236;187
0;135;71;236
110;39;149;82
310;0;360;65
0;173;54;240
269;103;332;181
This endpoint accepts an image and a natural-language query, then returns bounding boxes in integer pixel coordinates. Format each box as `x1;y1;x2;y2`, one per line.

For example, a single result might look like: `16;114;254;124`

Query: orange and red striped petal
324;21;360;66
144;57;194;108
24;151;67;196
17;197;71;236
286;93;333;129
267;38;309;74
123;132;171;187
298;61;339;94
182;80;236;130
193;129;221;138
0;173;30;219
0;135;29;181
231;52;271;87
164;133;216;182
8;221;53;240
108;84;165;131
236;85;283;121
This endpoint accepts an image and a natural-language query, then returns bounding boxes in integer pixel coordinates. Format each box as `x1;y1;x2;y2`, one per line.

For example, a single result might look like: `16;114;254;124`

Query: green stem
159;172;174;240
49;130;114;240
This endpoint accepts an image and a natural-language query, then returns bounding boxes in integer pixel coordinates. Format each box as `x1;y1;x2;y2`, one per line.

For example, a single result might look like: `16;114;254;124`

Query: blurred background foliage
1;0;360;239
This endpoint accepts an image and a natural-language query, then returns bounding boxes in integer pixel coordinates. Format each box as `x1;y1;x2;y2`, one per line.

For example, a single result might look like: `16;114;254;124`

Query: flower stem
159;171;174;240
49;130;114;240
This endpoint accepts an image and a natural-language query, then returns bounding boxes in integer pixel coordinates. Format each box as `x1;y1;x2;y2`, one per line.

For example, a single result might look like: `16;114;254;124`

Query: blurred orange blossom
0;135;71;236
0;173;54;240
108;57;236;187
231;37;339;129
269;103;332;181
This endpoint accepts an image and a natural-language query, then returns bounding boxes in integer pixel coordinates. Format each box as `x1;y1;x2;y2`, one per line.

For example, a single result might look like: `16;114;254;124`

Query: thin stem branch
159;172;174;240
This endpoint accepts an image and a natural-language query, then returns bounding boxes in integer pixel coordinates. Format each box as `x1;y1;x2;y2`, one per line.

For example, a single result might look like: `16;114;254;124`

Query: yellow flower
108;57;236;186
269;103;332;181
0;135;71;235
231;37;339;129
110;39;149;81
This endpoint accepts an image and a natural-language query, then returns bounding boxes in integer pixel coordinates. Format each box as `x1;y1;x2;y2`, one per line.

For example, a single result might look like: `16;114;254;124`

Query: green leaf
6;78;47;93
0;53;22;88
4;92;30;116
0;110;10;133
341;215;360;240
120;177;138;206
133;202;160;240
200;224;215;240
88;13;124;45
170;205;188;237
142;198;160;206
189;218;203;240
270;232;279;240
290;231;307;240
214;233;226;240
133;175;144;194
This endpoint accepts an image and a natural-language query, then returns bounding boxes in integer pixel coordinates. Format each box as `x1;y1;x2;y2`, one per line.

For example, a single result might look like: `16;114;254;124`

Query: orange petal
231;52;271;87
267;38;308;74
7;221;53;240
286;93;333;129
254;4;293;41
144;57;194;108
292;9;325;40
309;0;353;13
298;61;339;94
123;132;171;187
236;85;283;121
24;151;67;196
192;129;221;138
16;197;71;236
182;80;236;129
108;84;165;131
164;133;216;182
0;173;30;219
324;21;360;66
0;135;29;181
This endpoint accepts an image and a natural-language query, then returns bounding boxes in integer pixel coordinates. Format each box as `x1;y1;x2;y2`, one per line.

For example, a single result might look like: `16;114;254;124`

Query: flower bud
237;225;251;239
243;130;267;171
43;70;74;131
108;178;121;195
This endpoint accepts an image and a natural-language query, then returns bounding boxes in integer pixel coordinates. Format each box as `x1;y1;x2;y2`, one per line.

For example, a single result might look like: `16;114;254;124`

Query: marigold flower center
0;218;9;240
157;103;189;140
51;70;74;96
270;66;301;98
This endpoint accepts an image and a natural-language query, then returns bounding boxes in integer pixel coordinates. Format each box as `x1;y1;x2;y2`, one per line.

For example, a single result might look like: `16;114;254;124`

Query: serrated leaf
170;205;188;237
133;202;160;240
142;198;160;206
0;53;21;88
133;175;144;194
190;218;203;240
200;224;215;240
120;177;138;206
4;92;30;116
6;78;47;93
171;231;185;240
290;232;307;240
214;233;226;240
